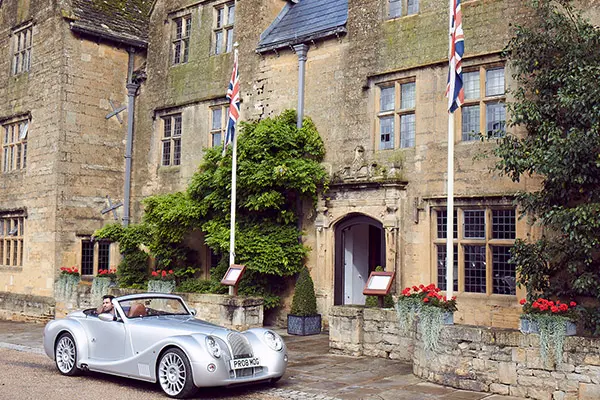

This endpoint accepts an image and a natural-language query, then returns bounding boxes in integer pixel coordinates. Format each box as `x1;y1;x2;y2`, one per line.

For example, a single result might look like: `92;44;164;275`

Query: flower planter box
443;312;454;325
519;318;576;336
148;280;175;293
287;314;322;336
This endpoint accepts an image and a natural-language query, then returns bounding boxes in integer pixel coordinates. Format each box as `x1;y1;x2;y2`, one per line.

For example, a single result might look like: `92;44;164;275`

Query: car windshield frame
117;296;192;319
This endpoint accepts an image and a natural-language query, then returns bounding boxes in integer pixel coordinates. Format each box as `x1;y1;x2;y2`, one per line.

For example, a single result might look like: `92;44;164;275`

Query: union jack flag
223;50;240;155
446;0;464;113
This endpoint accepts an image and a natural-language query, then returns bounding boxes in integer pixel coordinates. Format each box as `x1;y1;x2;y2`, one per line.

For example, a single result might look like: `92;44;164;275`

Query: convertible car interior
128;303;147;318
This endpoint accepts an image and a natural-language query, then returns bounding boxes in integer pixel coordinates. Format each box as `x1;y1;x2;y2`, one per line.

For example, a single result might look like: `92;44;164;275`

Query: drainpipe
293;44;309;242
123;48;139;227
293;44;308;129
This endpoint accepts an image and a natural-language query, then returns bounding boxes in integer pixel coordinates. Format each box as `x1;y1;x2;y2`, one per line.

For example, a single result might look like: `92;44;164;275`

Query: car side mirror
98;313;115;322
190;308;197;316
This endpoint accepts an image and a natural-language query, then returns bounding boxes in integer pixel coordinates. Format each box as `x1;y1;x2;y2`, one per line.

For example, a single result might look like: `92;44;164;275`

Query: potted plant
148;269;176;293
519;297;578;363
287;266;321;336
56;267;81;301
396;283;457;351
91;267;117;305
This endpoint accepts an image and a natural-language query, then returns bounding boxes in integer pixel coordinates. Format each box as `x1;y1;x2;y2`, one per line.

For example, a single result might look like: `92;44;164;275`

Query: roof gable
257;0;348;53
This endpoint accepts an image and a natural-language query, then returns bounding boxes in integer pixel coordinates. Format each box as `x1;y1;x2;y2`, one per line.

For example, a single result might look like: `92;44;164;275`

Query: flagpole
446;0;460;301
446;113;454;300
228;124;238;295
227;47;239;296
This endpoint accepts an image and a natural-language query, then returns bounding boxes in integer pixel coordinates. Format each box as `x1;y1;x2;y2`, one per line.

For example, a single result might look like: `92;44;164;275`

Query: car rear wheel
55;332;80;376
158;348;197;398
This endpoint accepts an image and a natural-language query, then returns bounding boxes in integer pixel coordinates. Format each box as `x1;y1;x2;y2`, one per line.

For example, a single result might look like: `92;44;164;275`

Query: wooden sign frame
221;264;246;289
362;271;395;296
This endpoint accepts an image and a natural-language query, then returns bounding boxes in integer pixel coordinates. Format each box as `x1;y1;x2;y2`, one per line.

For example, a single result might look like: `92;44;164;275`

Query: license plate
230;357;261;370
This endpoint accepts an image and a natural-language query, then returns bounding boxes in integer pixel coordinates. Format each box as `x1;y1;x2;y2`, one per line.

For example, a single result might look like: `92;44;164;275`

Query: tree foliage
495;0;600;332
96;110;328;307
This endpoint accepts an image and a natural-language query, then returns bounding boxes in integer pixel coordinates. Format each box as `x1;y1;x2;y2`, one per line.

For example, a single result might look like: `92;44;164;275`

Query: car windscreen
119;297;190;318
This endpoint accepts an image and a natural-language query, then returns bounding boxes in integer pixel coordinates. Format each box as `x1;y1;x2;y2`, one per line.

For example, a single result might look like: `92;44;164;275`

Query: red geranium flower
519;299;526;305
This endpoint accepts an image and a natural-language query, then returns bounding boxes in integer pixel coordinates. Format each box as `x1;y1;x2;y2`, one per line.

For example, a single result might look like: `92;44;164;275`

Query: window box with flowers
91;268;117;305
396;283;458;351
519;298;578;363
148;269;176;293
56;267;81;301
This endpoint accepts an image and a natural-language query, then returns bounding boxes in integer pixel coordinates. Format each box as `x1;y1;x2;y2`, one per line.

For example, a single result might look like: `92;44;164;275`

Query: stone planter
147;280;175;293
55;274;81;302
287;314;322;336
519;318;576;336
91;276;115;305
443;312;454;325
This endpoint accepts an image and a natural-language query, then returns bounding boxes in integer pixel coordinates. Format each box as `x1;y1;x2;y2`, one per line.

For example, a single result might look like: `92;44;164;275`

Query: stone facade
0;0;138;298
330;305;600;400
129;0;538;328
0;0;591;332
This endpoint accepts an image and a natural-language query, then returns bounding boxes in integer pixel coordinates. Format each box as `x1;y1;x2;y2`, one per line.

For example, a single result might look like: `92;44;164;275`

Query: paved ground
0;321;526;400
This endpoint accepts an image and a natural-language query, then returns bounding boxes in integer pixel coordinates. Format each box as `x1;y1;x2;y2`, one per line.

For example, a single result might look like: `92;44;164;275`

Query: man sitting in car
96;294;115;315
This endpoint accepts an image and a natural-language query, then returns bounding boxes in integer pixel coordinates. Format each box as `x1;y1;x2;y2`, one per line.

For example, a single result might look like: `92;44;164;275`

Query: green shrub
176;278;212;293
290;266;318;316
117;249;149;288
365;293;394;308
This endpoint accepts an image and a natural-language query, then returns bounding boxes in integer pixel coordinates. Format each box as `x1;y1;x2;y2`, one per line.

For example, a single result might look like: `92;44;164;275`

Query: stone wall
329;305;600;400
52;286;264;331
0;291;55;323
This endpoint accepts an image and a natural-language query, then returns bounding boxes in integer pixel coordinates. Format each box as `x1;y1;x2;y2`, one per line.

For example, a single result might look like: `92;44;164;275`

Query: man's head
101;295;115;312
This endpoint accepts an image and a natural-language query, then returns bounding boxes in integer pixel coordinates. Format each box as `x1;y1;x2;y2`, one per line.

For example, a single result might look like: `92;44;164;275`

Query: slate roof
257;0;348;53
67;0;153;48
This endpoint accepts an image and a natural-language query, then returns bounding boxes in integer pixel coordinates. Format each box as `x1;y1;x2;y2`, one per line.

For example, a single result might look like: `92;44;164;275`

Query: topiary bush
290;266;318;316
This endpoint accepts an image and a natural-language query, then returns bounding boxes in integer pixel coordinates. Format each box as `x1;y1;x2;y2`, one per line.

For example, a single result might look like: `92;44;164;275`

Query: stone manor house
0;0;549;327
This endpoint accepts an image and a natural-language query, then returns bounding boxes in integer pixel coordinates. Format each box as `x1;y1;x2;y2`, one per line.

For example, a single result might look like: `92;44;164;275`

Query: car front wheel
55;332;80;376
158;348;197;398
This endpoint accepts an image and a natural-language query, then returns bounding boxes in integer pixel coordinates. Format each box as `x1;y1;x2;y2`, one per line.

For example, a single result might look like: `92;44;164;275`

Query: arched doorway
334;214;385;305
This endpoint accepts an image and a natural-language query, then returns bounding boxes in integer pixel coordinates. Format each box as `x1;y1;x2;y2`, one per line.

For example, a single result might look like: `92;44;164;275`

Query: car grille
234;366;263;378
227;332;253;359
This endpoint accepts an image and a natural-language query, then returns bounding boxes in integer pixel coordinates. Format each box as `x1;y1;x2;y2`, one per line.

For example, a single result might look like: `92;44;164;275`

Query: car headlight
205;336;221;358
264;330;283;351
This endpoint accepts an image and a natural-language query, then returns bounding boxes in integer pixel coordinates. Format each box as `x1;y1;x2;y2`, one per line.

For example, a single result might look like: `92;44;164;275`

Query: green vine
526;314;570;364
94;110;328;309
418;306;446;352
395;297;421;333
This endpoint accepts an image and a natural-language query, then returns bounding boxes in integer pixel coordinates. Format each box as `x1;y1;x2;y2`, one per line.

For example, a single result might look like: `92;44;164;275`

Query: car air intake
227;332;253;359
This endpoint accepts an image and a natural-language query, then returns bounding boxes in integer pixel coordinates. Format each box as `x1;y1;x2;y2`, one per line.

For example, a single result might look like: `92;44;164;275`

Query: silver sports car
43;293;288;398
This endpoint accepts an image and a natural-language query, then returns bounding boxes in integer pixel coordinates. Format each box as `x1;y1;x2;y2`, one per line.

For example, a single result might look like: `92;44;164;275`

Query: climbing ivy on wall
95;110;329;308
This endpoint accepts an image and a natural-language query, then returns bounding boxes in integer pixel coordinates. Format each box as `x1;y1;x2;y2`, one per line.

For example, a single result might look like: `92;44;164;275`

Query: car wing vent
227;332;253;359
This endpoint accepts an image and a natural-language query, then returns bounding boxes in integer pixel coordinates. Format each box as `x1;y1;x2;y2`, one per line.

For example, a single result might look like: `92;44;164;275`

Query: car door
86;315;128;361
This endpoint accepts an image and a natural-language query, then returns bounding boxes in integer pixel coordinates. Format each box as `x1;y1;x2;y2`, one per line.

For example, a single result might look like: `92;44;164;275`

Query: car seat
128;303;147;318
